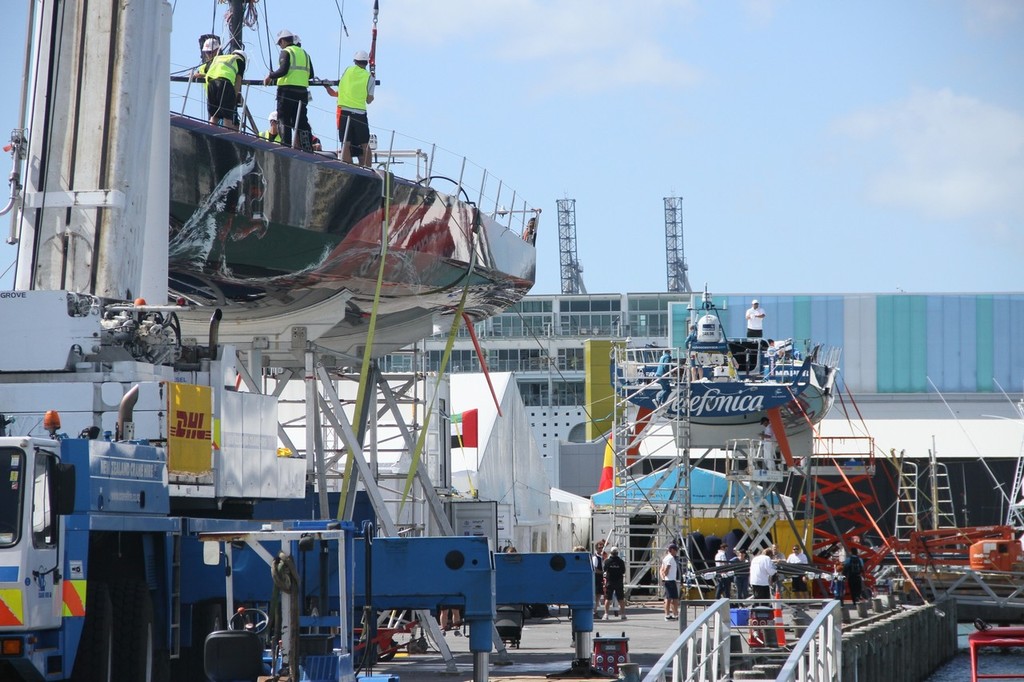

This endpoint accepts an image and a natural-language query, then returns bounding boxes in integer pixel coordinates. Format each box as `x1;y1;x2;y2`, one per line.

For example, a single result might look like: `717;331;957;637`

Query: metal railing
643;598;732;682
776;599;842;682
641;598;843;682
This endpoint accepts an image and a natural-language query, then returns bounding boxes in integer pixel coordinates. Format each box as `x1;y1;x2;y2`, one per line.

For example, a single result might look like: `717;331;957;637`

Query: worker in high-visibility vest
259;111;282;143
263;29;314;150
324;50;376;167
205;49;246;130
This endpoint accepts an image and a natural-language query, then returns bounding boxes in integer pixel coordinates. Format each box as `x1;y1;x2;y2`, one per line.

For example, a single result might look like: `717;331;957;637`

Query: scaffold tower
664;196;692;293
557;198;586;294
605;344;694;597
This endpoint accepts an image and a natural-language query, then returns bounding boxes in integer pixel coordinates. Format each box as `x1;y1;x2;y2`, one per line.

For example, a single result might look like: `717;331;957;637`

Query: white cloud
743;0;782;27
964;0;1024;34
833;88;1024;223
385;0;701;93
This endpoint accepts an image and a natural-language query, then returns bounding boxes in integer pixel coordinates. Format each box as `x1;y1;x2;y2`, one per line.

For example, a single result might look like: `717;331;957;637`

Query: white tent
450;372;590;551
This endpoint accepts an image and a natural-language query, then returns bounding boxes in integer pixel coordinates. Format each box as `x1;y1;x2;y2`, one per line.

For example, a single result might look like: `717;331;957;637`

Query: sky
1;0;1022;296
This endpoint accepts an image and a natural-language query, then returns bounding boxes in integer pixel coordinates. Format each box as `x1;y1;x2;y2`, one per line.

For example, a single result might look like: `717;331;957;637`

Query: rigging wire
334;0;350;79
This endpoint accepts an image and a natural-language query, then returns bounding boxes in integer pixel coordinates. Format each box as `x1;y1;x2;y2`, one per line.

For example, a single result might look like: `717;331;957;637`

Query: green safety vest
206;54;239;83
259;130;282;143
276;45;310;87
336;65;370;111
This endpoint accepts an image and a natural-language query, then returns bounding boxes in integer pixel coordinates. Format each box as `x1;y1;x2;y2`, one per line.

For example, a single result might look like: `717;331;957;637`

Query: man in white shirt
746;299;766;338
758;417;777;470
660;544;680;621
787;545;810;598
749;547;778;601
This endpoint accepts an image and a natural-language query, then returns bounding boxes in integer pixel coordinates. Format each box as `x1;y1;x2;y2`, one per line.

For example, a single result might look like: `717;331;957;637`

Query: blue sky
2;0;1022;296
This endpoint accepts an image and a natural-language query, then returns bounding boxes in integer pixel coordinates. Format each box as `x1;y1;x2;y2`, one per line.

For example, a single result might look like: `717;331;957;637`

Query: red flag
451;409;478;448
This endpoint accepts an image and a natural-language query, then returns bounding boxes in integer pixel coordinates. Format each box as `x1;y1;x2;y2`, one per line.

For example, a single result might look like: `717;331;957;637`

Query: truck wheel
112;579;155;682
70;582;113;682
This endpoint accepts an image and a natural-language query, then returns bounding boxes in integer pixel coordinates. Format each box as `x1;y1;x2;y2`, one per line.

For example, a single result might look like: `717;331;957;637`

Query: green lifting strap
398;207;481;514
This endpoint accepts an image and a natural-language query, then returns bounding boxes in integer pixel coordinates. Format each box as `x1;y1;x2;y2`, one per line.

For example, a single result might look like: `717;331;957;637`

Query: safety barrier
642;598;732;682
776;599;842;682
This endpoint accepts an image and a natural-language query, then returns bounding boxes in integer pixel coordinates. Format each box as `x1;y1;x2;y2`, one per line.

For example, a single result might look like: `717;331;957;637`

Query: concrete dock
364;597;958;682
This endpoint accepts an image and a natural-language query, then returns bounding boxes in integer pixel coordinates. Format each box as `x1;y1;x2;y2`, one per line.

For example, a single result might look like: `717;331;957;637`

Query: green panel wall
877;296;928;392
794;296;812;346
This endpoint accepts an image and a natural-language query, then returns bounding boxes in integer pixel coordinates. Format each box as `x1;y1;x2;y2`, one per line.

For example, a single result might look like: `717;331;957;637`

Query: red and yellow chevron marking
62;580;87;618
0;588;23;626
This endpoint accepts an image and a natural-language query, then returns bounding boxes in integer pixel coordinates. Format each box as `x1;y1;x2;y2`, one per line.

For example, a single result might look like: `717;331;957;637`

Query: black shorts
207;79;236;121
339;110;370;148
792;576;806;591
604;582;625;602
663;580;679;600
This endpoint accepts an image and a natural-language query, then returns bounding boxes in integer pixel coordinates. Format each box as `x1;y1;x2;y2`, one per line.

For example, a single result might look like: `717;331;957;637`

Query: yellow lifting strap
336;170;394;520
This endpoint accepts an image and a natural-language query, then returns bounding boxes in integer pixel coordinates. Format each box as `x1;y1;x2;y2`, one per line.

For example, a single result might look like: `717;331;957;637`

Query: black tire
70;582;113;682
112;579;155;682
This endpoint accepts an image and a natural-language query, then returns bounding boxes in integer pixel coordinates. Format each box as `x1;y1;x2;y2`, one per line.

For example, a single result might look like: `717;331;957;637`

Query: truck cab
0;437;76;678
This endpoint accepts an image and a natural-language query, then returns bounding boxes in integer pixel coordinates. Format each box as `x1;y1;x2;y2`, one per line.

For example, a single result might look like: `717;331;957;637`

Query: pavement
361;600;707;682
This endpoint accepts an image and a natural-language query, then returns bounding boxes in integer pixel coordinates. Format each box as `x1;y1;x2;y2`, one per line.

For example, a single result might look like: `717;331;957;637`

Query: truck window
0;448;24;546
32;452;57;548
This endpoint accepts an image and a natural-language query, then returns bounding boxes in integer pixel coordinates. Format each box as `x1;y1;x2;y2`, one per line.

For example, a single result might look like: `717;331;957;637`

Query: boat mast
930;435;939;530
15;0;171;302
227;0;245;52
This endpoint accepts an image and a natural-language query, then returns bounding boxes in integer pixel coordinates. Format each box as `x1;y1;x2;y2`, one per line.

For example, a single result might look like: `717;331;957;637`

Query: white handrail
642;598;732;682
776;599;843;682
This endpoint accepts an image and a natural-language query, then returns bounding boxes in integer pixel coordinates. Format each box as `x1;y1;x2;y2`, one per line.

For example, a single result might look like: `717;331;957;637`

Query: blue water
926;651;1024;681
926;626;1024;681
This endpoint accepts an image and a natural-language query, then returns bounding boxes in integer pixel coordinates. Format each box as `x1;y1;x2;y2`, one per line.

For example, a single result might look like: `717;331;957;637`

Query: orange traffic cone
773;587;787;647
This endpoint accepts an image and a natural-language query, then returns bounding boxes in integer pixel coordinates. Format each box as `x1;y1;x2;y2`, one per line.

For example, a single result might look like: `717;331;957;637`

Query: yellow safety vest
276;45;310;87
336;65;370;111
197;62;210;91
206;54;239;83
259;130;282;143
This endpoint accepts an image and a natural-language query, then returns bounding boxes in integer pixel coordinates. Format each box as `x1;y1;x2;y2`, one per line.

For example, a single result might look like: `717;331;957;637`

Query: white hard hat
752;299;759;304
293;35;302;45
202;37;220;52
353;49;369;62
276;29;295;42
268;111;278;122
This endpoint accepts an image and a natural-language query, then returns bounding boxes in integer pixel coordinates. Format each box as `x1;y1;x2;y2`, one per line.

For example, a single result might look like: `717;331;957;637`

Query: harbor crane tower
664;196;692;293
557;198;587;294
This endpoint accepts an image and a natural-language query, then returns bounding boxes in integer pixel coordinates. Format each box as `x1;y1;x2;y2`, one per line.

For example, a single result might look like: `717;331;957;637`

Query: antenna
557;198;586;294
664;196;691;293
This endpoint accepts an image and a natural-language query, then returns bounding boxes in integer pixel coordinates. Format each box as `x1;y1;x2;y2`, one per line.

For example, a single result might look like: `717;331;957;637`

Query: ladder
894;461;920;541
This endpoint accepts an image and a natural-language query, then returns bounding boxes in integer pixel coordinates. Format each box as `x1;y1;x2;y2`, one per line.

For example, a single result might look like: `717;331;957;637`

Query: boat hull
168;115;535;358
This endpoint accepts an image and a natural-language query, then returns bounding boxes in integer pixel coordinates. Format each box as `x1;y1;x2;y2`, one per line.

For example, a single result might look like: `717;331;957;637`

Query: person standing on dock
602;547;627;621
787;545;810;598
746;299;766;338
732;549;751;599
263;29;314;151
592;540;607;618
714;546;733;599
324;50;376;167
842;547;866;604
749;547;778;603
660;544;681;621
